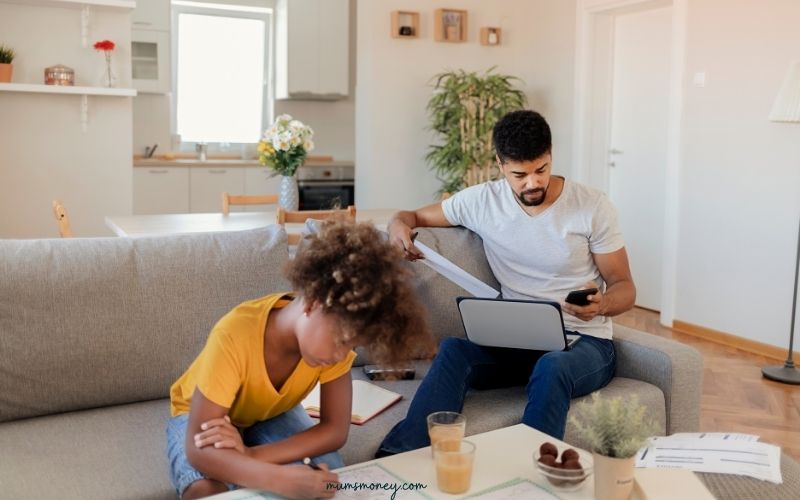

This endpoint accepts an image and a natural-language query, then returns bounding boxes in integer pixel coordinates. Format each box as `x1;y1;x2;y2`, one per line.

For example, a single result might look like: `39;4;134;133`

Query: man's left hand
561;282;604;322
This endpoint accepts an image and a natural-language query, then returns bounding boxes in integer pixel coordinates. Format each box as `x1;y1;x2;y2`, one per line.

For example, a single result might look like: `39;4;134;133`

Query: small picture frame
391;11;420;39
480;27;502;46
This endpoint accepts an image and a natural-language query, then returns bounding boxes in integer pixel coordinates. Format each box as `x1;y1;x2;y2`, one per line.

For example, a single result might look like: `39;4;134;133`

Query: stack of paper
635;433;782;484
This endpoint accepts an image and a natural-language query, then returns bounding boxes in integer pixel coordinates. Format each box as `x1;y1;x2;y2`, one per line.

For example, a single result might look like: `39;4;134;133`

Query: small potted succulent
0;44;15;83
569;393;658;500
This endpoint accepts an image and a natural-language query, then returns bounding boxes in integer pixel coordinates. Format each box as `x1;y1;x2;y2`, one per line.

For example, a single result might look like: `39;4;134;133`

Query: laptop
456;297;581;351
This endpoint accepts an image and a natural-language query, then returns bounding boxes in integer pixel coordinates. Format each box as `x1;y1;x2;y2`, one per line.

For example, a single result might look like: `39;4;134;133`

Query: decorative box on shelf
434;8;468;43
391;11;420;39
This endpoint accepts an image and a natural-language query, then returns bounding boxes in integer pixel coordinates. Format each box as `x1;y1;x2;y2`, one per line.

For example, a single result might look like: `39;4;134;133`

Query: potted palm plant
569;393;658;500
0;44;15;83
426;67;526;196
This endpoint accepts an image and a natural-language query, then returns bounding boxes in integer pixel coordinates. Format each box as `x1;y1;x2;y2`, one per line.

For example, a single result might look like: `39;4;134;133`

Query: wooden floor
615;307;800;461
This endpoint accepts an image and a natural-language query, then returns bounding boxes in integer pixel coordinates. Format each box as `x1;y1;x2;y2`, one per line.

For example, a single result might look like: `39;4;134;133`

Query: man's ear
495;154;504;170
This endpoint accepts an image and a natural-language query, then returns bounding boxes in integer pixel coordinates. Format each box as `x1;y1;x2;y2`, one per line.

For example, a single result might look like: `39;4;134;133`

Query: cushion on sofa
0;227;290;423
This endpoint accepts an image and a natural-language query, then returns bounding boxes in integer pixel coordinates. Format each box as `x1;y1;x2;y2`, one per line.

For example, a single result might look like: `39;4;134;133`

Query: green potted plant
569;393;658;500
0;44;15;83
425;67;526;196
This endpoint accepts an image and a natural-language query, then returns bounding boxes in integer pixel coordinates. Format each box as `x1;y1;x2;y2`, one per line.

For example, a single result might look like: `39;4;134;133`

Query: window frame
170;1;274;152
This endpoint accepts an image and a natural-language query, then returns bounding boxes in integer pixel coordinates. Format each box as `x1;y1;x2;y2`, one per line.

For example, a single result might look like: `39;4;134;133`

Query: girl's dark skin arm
185;389;338;500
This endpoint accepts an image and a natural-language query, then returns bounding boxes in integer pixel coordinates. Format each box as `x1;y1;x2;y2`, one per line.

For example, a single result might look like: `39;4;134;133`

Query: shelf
391;11;420;39
480;27;502;46
0;0;136;9
0;82;136;96
434;9;468;43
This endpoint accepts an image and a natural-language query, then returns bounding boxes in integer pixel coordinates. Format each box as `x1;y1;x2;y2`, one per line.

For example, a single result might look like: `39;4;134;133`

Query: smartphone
362;364;416;381
564;288;599;306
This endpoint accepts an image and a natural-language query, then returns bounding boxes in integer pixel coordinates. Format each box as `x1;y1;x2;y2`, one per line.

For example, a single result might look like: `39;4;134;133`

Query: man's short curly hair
286;218;433;365
493;110;552;164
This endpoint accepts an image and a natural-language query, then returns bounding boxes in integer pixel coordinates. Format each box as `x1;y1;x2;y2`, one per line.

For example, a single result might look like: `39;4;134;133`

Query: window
172;1;271;144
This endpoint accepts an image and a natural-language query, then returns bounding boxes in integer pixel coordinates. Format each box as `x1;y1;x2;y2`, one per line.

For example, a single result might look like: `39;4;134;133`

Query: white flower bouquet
257;114;315;176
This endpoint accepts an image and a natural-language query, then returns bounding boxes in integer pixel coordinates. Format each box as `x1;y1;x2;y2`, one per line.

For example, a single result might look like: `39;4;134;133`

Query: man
376;110;636;457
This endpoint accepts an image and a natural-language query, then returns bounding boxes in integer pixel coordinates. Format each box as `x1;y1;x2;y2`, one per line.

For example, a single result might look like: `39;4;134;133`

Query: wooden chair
276;205;356;245
221;192;279;215
52;199;73;238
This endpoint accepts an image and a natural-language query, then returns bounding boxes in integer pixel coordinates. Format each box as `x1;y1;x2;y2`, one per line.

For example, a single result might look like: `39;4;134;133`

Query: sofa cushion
0;227;290;422
0;399;174;500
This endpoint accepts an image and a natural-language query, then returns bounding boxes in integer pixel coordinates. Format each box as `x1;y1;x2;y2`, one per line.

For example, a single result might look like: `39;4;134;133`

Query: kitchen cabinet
190;168;245;213
275;0;349;100
133;167;189;215
132;0;170;31
132;29;171;93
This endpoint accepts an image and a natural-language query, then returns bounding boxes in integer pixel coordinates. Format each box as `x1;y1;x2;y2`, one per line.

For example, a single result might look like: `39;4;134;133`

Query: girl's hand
194;415;247;455
273;464;339;500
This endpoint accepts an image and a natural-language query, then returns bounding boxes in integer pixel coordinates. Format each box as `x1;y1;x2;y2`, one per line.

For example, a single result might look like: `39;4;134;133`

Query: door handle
609;148;624;155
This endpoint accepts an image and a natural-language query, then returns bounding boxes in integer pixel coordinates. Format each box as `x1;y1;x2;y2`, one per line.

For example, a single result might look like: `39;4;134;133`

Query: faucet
144;143;158;159
195;142;208;162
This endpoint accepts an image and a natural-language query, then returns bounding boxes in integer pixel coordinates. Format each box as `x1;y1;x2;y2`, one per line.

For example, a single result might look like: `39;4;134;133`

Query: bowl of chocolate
534;442;593;491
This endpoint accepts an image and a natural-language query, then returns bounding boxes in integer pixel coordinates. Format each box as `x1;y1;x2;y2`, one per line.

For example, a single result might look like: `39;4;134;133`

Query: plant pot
593;453;635;500
279;175;299;211
0;63;13;83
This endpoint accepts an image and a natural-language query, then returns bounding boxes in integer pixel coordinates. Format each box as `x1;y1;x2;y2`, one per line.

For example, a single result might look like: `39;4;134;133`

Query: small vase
0;63;12;83
593;453;635;500
100;52;116;88
279;175;299;211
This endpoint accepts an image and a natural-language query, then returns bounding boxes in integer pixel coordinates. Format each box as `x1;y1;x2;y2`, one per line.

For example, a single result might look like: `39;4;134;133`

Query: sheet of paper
302;380;402;424
662;432;760;442
331;463;430;499
463;478;560;499
413;240;500;298
636;437;782;483
206;463;429;499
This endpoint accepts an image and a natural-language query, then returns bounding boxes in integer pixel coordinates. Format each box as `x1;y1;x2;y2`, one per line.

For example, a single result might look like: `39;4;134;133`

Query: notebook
302;379;403;425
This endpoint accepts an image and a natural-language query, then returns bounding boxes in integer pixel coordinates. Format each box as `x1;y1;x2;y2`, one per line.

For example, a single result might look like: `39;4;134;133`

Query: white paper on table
463;478;559;499
332;463;430;499
658;432;760;442
635;438;782;484
413;240;500;298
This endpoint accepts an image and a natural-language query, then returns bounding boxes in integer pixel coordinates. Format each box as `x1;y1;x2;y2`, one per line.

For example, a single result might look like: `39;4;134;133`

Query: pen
302;457;322;470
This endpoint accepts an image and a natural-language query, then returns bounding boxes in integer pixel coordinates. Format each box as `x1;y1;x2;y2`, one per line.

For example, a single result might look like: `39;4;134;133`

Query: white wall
355;0;577;209
675;0;800;349
0;3;133;238
133;0;356;161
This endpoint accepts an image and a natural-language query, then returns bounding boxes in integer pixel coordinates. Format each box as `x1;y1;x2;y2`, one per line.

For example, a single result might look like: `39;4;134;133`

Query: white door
608;6;672;311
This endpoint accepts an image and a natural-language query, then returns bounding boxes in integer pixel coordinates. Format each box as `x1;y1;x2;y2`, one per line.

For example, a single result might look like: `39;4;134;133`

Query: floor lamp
762;60;800;384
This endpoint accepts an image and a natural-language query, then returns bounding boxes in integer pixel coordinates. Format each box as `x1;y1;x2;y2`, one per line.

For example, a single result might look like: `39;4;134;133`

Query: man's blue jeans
377;333;616;455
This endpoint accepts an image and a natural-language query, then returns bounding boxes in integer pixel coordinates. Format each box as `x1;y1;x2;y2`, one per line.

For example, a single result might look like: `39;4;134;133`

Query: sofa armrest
612;324;704;435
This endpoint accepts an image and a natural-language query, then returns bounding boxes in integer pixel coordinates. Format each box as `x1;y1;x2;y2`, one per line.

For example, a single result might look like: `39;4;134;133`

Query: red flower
93;40;115;52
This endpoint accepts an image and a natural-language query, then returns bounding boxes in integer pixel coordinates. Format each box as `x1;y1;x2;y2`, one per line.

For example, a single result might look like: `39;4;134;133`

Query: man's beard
517;186;547;207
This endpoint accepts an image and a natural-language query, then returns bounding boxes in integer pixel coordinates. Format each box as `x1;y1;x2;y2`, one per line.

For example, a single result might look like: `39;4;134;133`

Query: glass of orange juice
427;411;466;457
433;439;476;494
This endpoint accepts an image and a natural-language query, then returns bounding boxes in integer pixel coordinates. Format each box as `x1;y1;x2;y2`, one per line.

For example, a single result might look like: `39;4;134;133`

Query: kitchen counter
133;158;354;168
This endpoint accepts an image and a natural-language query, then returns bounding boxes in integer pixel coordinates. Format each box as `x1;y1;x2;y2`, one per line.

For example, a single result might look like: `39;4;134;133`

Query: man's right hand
388;219;424;261
272;464;339;499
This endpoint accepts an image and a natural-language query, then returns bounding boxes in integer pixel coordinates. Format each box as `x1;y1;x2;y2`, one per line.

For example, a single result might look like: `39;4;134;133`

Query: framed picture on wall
434;9;468;43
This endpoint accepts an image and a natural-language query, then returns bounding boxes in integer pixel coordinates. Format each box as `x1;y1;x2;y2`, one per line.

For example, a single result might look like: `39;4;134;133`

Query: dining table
104;209;397;238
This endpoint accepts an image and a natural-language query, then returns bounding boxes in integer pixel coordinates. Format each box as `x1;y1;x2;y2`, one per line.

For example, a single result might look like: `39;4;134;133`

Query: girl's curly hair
286;218;434;365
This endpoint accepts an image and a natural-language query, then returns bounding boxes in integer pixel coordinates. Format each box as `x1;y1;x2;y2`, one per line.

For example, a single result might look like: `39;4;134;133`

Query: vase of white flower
258;114;314;210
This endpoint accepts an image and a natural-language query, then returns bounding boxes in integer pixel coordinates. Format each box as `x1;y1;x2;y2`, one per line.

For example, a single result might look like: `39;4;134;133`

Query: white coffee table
211;424;713;499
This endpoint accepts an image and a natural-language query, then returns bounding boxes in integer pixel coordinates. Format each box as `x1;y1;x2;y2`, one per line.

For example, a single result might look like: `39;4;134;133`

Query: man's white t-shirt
441;177;625;340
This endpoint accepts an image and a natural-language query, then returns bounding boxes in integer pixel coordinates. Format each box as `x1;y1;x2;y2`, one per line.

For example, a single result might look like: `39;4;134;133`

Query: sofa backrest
0;227;290;423
398;226;500;354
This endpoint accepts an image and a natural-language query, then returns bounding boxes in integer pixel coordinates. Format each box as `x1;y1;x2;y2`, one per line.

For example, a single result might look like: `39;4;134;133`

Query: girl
166;219;432;499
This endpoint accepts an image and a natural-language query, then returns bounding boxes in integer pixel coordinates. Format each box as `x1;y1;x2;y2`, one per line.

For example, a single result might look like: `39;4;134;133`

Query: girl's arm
248;371;353;464
185;389;337;498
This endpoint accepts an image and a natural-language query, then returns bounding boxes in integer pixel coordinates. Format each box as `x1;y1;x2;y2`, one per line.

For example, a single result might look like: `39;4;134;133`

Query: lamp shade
769;60;800;122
